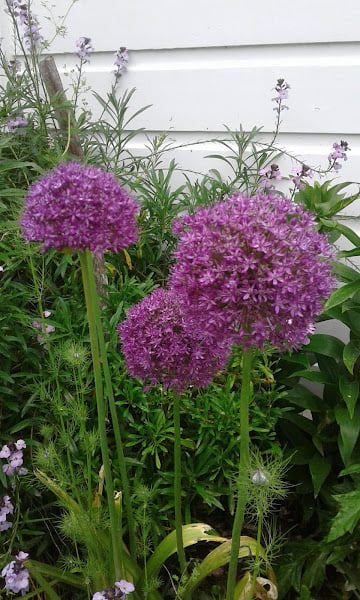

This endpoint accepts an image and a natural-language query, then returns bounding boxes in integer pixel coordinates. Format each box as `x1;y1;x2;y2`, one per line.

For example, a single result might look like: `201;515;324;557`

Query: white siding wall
3;0;360;221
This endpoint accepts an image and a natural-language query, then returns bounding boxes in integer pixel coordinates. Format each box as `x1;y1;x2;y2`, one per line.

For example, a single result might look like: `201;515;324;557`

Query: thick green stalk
79;250;122;579
226;348;253;600
173;393;187;577
83;250;137;559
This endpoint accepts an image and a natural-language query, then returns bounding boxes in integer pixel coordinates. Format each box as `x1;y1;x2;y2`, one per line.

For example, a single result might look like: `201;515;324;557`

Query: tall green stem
83;250;137;559
226;348;253;600
173;393;186;576
79;250;123;579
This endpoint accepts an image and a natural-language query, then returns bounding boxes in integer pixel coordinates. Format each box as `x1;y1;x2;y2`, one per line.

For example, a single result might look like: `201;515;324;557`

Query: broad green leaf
309;453;332;497
145;523;227;582
284;385;324;412
325;280;360;310
183;537;262;594
328;221;360;247
343;340;360;374
290;369;331;384
339;375;359;418
331;261;360;283
339;463;360;476
305;334;344;359
327;489;360;541
335;404;360;465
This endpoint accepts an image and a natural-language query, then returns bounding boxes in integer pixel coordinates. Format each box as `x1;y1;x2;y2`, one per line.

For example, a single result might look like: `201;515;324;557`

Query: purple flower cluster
1;552;30;595
272;78;290;111
0;440;27;476
32;310;55;346
75;36;93;62
0;495;14;532
92;579;135;600
118;288;230;392
3;115;28;134
6;0;42;48
169;193;336;352
258;163;282;191
114;47;129;82
328;140;350;172
291;164;313;190
20;162;139;254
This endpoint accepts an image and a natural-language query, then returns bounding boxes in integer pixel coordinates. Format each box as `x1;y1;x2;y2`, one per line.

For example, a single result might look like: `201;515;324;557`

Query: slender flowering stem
79;250;123;580
173;393;187;577
226;348;253;600
83;250;137;559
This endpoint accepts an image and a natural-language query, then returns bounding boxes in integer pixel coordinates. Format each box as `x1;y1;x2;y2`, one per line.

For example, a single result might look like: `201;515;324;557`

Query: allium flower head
20;162;139;254
170;193;336;352
118;288;230;392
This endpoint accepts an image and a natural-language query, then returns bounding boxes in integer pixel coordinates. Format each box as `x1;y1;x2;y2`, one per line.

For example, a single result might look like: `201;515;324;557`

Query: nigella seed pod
251;469;268;486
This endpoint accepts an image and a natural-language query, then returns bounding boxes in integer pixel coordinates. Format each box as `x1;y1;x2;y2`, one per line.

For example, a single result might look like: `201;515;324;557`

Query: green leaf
343;339;360;374
145;523;227;583
335;404;360;465
327;489;360;541
339;375;359;418
290;369;332;384
183;537;262;594
309;453;332;497
305;334;344;359
325;281;360;310
331;261;360;283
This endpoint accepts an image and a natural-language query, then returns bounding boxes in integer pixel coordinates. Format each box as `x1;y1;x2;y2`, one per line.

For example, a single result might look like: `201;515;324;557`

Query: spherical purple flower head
169;193;336;352
118;288;231;392
20;162;139;254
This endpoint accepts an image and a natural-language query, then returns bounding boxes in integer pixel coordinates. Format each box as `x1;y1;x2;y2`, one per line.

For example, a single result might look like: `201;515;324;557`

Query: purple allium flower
0;495;14;532
169;193;336;352
291;164;313;190
272;78;290;111
118;288;230;392
20;162;139;254
1;552;29;595
0;440;27;476
75;36;93;62
114;47;129;82
328;140;350;172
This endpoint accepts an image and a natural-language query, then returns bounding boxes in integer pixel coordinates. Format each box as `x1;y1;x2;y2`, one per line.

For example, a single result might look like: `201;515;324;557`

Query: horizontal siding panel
30;0;360;51
54;44;360;134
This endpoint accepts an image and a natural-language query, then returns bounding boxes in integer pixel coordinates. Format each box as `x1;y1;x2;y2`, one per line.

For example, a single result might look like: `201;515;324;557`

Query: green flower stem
249;509;264;599
226;348;253;600
79;250;123;579
83;249;137;559
173;393;187;577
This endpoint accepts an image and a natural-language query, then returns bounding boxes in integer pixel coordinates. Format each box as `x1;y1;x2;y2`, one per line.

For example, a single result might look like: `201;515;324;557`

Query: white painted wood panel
30;0;360;51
